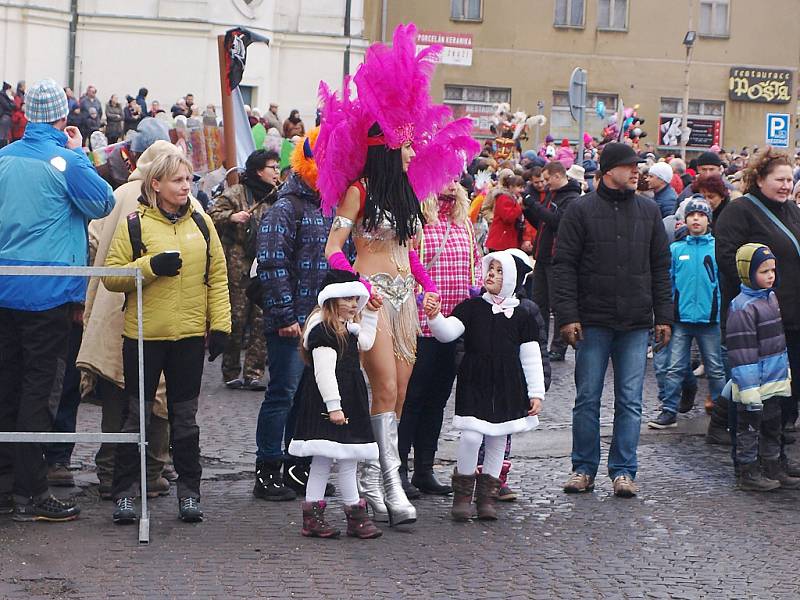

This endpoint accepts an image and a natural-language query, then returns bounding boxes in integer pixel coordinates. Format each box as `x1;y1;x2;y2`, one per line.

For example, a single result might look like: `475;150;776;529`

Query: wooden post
217;34;238;185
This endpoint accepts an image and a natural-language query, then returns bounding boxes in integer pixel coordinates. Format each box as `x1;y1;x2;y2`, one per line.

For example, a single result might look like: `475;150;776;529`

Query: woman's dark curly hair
692;175;729;201
742;147;792;195
360;122;423;245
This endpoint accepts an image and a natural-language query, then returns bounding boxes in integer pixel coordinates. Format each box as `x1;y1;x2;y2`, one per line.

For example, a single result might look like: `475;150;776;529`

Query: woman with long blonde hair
398;179;483;497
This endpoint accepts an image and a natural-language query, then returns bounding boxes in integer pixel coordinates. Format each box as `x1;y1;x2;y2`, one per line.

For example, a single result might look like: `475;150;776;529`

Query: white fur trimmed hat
317;269;370;312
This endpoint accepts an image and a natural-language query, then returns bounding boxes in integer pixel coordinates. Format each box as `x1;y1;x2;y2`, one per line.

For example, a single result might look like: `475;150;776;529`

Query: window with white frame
451;0;482;21
550;91;618;141
660;98;724;117
699;0;729;36
554;0;585;28
444;85;512;137
597;0;628;30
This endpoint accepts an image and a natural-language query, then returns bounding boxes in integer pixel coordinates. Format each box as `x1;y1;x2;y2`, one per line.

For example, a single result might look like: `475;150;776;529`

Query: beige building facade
365;0;800;154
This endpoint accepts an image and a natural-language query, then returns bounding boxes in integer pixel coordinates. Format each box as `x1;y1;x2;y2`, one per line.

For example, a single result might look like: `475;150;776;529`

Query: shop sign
658;115;721;150
729;67;792;104
446;102;495;137
416;31;473;67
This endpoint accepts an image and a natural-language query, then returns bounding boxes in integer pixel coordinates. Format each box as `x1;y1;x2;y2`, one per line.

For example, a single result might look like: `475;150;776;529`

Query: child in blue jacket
727;243;799;491
648;197;726;429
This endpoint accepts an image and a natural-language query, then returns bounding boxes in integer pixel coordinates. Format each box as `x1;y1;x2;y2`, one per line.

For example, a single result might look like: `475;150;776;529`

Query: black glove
207;330;229;362
150;252;182;277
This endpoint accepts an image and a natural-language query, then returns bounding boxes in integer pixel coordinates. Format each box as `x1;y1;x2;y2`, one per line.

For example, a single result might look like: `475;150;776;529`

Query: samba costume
315;23;480;526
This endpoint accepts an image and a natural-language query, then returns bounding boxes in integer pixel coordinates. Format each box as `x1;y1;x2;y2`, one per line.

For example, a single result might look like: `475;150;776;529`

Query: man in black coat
553;142;673;498
523;160;581;361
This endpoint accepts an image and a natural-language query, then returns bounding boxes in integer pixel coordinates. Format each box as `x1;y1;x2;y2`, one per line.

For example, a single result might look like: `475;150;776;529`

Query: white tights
456;430;506;478
305;456;359;505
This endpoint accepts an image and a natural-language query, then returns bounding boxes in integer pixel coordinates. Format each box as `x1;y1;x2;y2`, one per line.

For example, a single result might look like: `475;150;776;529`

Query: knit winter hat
648;162;673;185
736;243;776;289
683;195;713;222
130;118;171;153
696;151;722;167
26;79;69;123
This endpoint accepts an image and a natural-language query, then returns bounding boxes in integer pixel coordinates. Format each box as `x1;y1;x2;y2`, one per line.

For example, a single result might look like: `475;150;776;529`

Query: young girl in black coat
424;250;545;521
288;270;382;539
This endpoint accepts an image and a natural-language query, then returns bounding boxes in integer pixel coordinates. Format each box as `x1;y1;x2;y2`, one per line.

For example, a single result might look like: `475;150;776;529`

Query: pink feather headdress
315;22;480;216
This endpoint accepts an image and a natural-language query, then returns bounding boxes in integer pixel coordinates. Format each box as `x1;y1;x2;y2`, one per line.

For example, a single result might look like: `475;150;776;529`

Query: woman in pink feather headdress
316;23;479;527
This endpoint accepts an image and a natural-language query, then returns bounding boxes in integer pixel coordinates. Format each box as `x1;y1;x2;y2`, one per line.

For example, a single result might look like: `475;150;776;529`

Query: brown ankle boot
475;473;501;520
451;470;476;522
343;499;382;539
762;458;800;489
301;501;340;538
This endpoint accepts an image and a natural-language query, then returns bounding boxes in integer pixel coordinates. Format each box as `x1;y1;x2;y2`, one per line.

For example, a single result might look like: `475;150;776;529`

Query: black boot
411;455;452;495
678;381;698;414
399;460;421;500
283;458;336;497
737;461;780;492
706;396;732;446
254;460;296;501
762;458;800;489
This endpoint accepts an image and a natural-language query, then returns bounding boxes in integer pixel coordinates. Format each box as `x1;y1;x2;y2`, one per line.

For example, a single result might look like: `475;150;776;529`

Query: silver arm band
332;216;355;231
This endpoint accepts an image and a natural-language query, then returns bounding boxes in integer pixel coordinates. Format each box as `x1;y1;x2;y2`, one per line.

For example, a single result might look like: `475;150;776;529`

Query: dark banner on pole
223;27;269;93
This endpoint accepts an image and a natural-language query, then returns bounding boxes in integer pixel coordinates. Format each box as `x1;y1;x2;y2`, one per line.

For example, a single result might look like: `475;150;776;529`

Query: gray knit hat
26;79;69;123
130;117;171;153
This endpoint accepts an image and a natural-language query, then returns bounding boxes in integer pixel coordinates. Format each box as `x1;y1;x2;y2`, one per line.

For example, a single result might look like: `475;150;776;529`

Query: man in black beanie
553;142;673;498
677;150;731;202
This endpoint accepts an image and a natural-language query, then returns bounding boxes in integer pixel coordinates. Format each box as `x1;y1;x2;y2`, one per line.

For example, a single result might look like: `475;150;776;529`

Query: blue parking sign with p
766;113;790;148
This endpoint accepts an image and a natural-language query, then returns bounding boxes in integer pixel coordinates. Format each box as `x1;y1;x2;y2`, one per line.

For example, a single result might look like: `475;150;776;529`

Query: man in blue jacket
0;79;115;522
648;197;726;429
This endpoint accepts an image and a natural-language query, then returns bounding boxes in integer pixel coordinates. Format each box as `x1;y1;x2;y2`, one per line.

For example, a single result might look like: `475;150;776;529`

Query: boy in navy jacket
648;197;726;429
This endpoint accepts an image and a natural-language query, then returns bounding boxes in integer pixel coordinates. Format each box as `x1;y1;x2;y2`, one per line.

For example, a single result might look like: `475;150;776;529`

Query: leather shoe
411;470;453;495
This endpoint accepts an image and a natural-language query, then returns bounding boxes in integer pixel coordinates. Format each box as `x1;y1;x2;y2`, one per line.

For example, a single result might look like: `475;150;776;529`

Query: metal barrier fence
0;265;150;543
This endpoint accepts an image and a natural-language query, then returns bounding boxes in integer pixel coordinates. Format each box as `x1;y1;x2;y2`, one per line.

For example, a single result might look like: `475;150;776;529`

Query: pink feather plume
314;79;371;216
315;22;480;214
408;116;481;200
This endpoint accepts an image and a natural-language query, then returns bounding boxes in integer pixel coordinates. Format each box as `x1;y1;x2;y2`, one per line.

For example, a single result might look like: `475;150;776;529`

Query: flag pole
217;34;238;186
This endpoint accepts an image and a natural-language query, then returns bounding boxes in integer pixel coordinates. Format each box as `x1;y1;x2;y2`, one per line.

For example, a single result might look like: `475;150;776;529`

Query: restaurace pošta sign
729;67;792;104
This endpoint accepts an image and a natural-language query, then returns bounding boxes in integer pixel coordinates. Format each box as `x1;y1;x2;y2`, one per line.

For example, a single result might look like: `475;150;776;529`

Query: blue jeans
662;323;725;415
653;335;696;402
255;334;305;462
572;326;649;480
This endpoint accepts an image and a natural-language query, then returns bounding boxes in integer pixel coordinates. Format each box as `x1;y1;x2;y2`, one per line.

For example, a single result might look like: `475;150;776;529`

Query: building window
444;85;512;137
658;97;724;150
597;0;628;30
451;0;482;21
550;91;617;141
554;0;585;28
699;0;729;37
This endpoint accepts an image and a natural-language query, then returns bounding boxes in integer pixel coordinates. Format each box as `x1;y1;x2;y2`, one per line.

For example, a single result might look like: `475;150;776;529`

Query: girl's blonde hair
420;182;470;225
140;153;194;208
299;300;351;365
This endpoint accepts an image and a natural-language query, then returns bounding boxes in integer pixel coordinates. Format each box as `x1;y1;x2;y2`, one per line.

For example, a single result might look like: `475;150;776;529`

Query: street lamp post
681;21;697;160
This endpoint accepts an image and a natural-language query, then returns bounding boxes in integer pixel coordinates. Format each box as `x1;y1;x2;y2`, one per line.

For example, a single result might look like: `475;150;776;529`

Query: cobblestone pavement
1;350;799;599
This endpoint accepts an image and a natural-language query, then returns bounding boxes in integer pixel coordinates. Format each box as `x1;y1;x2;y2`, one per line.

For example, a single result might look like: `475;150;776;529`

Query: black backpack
126;210;211;286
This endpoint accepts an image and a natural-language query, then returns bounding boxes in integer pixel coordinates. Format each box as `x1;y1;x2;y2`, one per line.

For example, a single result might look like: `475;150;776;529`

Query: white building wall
0;0;366;125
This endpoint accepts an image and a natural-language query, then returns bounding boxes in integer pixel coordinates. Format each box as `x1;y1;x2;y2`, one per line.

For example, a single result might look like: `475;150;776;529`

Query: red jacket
10;95;26;141
485;193;522;251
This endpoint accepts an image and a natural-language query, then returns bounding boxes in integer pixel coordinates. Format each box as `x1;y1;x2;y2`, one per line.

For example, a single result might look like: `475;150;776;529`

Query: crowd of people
3;24;800;540
0;79;309;152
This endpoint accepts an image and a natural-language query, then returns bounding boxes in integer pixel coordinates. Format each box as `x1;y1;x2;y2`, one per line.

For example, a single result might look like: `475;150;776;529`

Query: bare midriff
352;236;411;279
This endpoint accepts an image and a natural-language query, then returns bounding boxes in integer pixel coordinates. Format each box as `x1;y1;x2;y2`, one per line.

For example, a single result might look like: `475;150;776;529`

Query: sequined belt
368;273;415;312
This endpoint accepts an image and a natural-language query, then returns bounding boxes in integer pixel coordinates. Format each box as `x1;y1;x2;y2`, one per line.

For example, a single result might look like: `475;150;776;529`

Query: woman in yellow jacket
103;152;231;524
